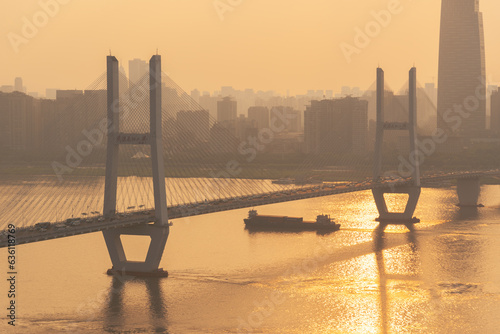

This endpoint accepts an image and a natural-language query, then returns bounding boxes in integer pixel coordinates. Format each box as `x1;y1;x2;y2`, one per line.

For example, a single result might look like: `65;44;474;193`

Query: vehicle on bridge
65;218;81;226
35;222;51;230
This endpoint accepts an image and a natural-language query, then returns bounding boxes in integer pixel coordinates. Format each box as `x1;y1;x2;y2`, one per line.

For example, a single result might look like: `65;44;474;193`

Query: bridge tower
372;67;421;226
102;55;169;277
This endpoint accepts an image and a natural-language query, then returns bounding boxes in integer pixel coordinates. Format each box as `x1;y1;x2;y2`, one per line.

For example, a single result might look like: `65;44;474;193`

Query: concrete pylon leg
104;225;169;277
372;186;421;225
457;178;482;207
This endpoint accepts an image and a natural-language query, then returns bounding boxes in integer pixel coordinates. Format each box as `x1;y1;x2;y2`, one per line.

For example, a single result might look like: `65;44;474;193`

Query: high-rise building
417;87;438;133
248;106;269;130
385;92;408;123
199;93;219;120
341;86;351;97
270;106;302;132
235;114;258;142
491;89;500;135
14;77;24;93
119;65;129;96
56;90;84;145
177;109;210;142
0;86;13;93
425;83;437;107
83;90;107;130
45;89;58;99
209;122;238;154
161;87;181;119
304;97;368;154
39;98;59;154
56;90;84;100
217;97;237;123
221;86;235;97
128;59;148;87
437;0;486;138
0;92;41;152
351;87;362;97
190;89;200;103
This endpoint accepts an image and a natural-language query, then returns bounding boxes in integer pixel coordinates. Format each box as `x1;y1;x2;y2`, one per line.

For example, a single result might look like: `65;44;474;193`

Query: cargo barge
244;210;340;232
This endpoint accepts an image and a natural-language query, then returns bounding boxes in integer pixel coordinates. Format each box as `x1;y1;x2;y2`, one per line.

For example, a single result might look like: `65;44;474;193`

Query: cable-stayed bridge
0;56;494;276
0;169;497;248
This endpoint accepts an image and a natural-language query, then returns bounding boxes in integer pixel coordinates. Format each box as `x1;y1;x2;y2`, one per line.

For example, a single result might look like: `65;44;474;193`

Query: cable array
0;70;438;230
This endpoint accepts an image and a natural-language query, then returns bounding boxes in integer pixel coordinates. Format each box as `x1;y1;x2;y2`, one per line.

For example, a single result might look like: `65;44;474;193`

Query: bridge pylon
102;55;169;277
372;67;421;226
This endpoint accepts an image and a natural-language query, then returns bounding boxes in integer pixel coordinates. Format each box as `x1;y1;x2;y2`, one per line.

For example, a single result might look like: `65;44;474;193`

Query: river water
1;181;500;333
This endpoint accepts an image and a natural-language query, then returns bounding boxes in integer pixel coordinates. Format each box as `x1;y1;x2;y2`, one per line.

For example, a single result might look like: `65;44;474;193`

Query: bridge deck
0;170;497;248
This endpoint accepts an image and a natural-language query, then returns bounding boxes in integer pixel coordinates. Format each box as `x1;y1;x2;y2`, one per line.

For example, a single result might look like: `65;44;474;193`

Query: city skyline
3;0;500;96
3;3;500;332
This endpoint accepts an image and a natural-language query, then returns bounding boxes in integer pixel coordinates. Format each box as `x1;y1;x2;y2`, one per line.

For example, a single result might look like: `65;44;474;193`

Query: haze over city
2;1;500;333
2;0;500;95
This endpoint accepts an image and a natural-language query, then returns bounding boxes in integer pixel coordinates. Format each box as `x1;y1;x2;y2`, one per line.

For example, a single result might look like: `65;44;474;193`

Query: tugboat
244;210;340;232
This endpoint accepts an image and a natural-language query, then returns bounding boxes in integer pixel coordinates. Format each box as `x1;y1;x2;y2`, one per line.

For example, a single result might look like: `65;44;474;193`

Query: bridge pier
372;186;421;226
456;178;482;207
103;55;170;277
104;225;169;277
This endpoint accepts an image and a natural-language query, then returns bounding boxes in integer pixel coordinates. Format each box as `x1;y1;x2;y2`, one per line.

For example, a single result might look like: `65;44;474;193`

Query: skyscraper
271;107;302;132
437;0;486;138
177;109;210;142
190;89;200;103
128;59;148;87
304;97;368;154
491;89;500;135
14;77;23;92
217;97;237;123
199;93;219;120
119;65;129;96
248;106;269;130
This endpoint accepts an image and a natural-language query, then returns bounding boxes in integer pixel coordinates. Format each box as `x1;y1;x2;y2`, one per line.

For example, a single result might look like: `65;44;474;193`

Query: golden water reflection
104;276;168;333
2;184;500;333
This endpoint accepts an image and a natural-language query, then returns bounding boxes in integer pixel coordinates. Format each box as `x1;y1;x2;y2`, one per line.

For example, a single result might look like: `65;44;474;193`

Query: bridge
0;169;496;248
0;56;494;276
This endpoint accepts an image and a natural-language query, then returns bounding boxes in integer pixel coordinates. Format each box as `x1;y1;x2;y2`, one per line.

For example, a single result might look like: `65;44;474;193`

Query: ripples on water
1;181;500;333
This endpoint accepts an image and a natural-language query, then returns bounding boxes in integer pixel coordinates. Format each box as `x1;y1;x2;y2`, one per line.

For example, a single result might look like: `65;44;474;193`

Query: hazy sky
2;0;500;96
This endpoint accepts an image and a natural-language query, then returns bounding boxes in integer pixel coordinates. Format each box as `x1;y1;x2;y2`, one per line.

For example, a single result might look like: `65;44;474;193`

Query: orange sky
2;0;500;95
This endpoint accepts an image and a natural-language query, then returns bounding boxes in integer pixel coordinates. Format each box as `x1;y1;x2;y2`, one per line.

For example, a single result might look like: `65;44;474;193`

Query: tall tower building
248;106;269;130
190;89;200;103
491;89;500;135
217;97;237;123
437;0;486;139
128;59;148;87
304;97;368;154
119;65;129;96
14;77;23;93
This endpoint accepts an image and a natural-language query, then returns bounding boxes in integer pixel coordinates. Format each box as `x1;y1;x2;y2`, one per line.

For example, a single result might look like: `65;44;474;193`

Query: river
1;181;500;333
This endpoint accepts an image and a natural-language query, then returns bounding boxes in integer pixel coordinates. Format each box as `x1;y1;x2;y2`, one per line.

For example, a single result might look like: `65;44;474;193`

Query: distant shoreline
1;165;500;186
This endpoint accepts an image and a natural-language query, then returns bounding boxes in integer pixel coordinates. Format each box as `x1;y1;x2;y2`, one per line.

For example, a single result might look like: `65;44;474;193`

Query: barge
244;210;340;232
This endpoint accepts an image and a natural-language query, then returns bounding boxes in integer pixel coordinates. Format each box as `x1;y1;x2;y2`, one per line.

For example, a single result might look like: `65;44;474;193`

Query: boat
244;210;340;232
